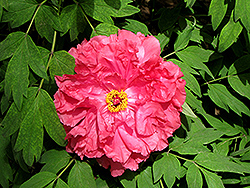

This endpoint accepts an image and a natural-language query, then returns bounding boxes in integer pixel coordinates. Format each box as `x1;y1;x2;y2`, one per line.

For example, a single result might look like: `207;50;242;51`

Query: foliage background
0;0;250;187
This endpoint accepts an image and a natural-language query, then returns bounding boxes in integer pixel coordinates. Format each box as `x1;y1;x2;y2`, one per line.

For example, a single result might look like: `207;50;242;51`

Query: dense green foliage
0;0;250;187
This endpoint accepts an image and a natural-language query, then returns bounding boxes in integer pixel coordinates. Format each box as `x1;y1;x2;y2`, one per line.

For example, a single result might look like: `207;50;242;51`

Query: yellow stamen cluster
106;90;128;112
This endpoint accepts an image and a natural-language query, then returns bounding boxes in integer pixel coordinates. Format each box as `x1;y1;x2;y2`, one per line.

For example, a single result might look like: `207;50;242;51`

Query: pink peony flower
54;30;186;177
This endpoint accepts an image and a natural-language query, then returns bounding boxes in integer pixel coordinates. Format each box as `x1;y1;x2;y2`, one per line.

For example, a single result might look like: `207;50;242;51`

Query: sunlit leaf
81;0;139;24
186;164;202;188
122;19;149;35
195;152;247;174
20;171;56;188
209;0;228;30
228;55;250;100
91;23;119;38
68;161;96;188
235;0;250;31
138;166;156;188
218;13;243;53
208;84;250;116
153;153;180;187
182;102;197;118
176;46;214;78
40;150;70;174
200;168;224;188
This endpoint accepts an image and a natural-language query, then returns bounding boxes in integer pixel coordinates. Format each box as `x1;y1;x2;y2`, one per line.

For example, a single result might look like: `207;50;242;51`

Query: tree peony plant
54;30;186;177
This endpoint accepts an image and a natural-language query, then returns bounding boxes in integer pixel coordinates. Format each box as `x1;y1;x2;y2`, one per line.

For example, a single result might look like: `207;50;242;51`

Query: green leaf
0;31;25;61
203;114;240;136
60;4;87;41
231;146;250;157
187;128;224;144
5;34;47;110
50;50;75;78
176;46;214;78
174;24;194;51
14;89;44;166
0;128;13;188
158;7;180;32
2;0;37;28
138;166;156;188
218;13;243;53
68;161;96;188
38;89;66;146
229;73;250;100
122;19;149;35
20;171;56;188
185;89;205;114
171;59;201;97
35;5;62;43
235;0;250;31
96;178;109;188
208;0;228;30
119;170;137;188
241;150;250;161
155;33;170;52
200;168;224;188
184;0;196;7
2;87;38;137
186;164;203;188
38;46;50;67
182;102;197;118
56;179;70;188
208;84;250;116
195;152;246;174
40;150;70;174
222;179;241;184
228;55;250;100
153;153;180;187
0;0;8;9
91;23;119;38
212;139;230;156
171;139;209;155
81;0;139;24
25;37;48;80
241;176;250;185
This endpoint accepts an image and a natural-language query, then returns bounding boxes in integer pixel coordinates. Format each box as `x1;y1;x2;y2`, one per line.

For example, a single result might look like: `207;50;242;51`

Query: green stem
73;0;96;33
26;0;47;35
50;157;76;185
221;134;244;146
163;51;177;59
38;31;57;90
201;75;230;86
159;179;164;188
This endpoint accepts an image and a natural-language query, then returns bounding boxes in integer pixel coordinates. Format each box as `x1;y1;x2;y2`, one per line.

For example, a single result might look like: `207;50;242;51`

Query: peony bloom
54;30;186;177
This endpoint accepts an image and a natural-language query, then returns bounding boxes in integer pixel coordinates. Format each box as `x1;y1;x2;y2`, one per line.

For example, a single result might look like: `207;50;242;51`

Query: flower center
106;90;128;112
